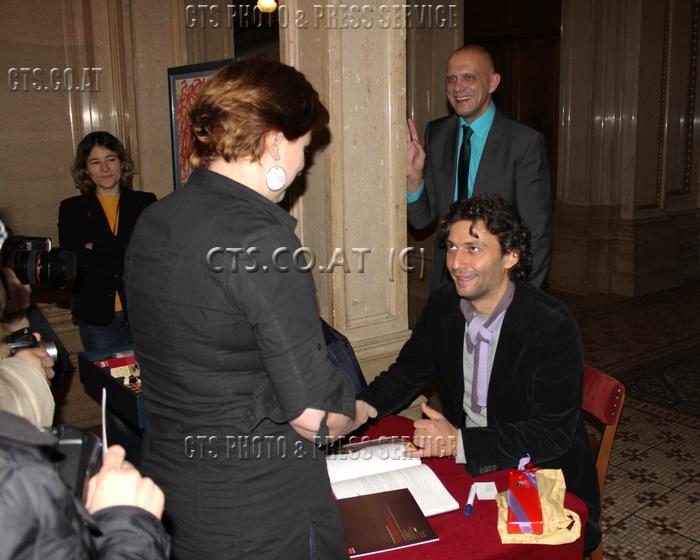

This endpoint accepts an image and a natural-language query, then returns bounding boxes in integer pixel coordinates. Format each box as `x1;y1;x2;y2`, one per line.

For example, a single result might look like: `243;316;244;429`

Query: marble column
280;0;413;381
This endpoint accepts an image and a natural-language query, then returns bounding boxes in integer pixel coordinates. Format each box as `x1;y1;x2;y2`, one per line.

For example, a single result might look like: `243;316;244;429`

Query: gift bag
496;469;581;545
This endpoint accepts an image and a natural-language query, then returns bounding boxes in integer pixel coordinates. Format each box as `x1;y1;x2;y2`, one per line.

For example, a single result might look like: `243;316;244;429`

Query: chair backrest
581;365;625;501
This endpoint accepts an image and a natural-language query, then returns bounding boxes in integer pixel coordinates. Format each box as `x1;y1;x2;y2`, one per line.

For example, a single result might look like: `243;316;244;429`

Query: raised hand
406;118;426;193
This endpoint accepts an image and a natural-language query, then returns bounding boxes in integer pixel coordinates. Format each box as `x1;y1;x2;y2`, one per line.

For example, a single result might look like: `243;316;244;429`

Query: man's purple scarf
460;281;515;412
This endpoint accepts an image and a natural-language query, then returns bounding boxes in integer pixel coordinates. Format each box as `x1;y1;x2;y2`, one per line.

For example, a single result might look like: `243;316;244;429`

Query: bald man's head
448;45;496;73
445;45;501;122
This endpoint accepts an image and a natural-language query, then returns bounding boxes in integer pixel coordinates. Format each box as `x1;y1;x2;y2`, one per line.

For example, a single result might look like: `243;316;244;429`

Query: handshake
352;399;378;432
351;400;460;459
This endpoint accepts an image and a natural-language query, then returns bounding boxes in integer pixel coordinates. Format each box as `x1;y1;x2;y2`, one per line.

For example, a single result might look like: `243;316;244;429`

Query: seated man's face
445;219;517;311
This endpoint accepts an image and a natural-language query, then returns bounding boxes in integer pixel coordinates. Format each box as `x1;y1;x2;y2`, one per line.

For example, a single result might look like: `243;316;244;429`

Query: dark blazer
123;169;355;559
58;189;156;326
359;282;601;550
409;110;552;288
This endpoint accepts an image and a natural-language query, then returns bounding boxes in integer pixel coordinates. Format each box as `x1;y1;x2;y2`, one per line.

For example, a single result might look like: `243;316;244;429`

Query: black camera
4;326;58;361
48;425;103;500
1;235;76;288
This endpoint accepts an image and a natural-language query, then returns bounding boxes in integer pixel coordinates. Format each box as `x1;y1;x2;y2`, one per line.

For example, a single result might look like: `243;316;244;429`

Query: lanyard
98;196;120;236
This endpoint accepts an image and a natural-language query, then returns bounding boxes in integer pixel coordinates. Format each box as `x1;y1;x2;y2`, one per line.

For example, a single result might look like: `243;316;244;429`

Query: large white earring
265;165;287;191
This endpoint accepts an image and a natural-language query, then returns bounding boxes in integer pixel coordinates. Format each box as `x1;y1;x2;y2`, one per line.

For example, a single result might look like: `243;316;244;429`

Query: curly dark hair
437;194;532;282
71;131;134;194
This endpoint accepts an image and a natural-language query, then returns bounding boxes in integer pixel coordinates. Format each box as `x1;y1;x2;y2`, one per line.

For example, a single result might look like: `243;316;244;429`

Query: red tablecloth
358;415;587;560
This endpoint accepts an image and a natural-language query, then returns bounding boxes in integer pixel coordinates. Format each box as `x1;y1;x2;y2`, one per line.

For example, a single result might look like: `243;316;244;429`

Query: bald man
407;44;552;289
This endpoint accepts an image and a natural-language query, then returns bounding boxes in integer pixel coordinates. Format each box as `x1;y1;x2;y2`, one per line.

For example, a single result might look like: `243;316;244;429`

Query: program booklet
327;437;459;517
337;488;439;557
94;350;136;369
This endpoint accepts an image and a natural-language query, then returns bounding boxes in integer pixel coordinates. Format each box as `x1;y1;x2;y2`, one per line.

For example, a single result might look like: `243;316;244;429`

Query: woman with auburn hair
58;131;156;464
124;60;366;559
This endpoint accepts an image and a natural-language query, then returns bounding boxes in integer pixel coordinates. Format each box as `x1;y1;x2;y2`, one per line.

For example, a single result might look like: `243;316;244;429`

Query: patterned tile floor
598;400;700;559
560;283;700;560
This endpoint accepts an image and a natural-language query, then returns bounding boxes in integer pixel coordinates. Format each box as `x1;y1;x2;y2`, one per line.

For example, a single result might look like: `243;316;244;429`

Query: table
360;415;587;560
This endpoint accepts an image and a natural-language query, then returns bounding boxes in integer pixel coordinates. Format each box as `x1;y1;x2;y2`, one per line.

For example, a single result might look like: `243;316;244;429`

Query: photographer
0;267;56;427
0;221;74;387
0;247;170;559
0;413;170;559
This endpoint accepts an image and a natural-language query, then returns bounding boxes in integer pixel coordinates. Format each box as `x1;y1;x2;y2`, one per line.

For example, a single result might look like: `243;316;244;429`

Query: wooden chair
581;365;626;560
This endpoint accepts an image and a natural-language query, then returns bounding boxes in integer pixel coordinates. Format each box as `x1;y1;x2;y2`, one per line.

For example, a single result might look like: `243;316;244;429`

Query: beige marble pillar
280;0;412;381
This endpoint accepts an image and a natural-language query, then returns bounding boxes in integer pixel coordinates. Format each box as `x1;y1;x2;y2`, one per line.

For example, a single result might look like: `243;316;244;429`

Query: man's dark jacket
409;111;552;288
0;410;170;559
58;189;156;326
359;282;601;550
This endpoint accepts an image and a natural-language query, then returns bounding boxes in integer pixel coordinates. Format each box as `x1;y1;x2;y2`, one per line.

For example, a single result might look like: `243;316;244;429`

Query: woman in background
59;132;156;349
59;131;156;464
124;60;366;559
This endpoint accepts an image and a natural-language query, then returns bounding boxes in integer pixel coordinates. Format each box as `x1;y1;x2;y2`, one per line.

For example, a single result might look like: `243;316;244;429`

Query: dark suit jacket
359;282;601;550
409;110;552;288
58;189;156;326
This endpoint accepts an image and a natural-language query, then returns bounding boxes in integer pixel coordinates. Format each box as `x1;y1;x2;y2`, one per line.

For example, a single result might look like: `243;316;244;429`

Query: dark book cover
337;488;439;557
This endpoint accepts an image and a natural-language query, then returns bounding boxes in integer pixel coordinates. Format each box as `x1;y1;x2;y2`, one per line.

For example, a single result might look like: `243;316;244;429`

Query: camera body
4;327;58;361
48;425;103;500
1;234;76;289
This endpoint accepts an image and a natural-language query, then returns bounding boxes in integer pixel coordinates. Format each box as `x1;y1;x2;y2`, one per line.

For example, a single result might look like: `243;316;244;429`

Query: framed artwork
168;59;233;189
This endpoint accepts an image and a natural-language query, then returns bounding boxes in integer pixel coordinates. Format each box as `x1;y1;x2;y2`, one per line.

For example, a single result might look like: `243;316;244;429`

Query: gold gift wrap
496;469;581;545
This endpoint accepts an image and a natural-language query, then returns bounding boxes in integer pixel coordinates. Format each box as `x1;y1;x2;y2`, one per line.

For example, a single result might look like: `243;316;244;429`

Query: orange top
97;194;123;312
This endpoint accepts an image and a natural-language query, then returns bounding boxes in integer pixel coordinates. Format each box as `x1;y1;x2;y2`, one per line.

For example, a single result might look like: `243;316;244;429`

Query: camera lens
37;248;77;288
41;341;58;361
3;247;76;288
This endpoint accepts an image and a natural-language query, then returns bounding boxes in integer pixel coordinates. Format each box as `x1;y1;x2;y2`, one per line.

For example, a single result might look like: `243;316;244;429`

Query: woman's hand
350;400;378;432
290;400;379;443
290;406;357;442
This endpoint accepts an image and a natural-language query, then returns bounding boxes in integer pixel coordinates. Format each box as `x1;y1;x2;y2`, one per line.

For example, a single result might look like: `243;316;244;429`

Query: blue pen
464;483;477;516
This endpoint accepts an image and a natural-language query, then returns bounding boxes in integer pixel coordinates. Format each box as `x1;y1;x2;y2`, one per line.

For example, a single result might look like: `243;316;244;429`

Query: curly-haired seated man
354;193;601;552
